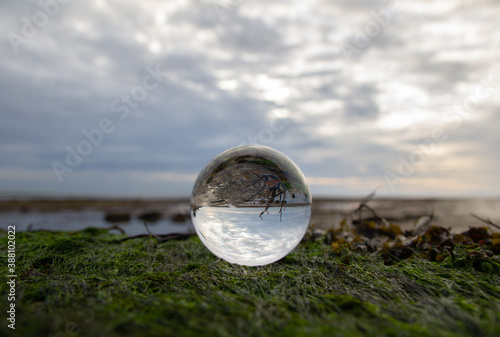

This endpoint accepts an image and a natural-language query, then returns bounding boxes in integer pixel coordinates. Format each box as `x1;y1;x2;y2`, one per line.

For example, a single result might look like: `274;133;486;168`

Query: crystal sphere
191;145;311;266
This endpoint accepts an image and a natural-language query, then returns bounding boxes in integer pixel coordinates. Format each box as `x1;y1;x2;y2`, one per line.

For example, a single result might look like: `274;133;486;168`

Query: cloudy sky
1;0;499;198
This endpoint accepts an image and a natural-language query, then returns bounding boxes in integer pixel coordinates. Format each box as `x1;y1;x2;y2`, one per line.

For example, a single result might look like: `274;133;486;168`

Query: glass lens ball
191;145;311;266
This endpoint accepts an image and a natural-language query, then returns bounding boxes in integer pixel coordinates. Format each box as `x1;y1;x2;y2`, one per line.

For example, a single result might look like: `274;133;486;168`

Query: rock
461;227;489;243
104;213;130;223
423;226;451;245
172;212;189;223
138;211;163;223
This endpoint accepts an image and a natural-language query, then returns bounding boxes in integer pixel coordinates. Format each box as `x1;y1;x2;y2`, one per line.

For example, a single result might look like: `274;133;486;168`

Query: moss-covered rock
1;229;499;337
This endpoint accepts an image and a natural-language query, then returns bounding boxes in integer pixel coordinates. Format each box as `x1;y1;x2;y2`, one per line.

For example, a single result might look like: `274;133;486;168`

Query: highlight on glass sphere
190;145;311;266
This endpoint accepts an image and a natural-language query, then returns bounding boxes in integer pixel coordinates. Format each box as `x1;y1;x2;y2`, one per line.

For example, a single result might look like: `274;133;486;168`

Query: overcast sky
1;0;499;198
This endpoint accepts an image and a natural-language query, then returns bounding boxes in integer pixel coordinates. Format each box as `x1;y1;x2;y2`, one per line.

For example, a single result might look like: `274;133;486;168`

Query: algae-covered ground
1;227;500;337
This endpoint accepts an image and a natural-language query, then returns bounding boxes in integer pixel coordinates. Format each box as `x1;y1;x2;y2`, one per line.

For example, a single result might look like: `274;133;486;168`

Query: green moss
1;230;499;337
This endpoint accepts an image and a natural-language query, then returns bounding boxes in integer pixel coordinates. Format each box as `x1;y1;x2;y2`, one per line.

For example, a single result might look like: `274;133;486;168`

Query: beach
1;197;499;235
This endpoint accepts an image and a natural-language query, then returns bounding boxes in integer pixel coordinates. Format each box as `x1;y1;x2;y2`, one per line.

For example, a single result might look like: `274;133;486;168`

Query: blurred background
1;0;499;232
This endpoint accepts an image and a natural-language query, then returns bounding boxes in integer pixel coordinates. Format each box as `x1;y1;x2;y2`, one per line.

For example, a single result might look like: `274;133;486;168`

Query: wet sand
0;198;194;236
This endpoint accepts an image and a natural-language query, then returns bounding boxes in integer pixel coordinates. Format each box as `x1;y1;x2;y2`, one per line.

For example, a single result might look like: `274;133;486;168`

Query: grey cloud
0;0;499;197
217;16;287;55
320;0;389;12
410;61;472;93
343;84;380;121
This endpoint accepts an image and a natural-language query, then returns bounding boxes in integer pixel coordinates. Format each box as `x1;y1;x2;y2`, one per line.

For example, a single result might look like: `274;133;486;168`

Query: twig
353;191;376;223
154;233;194;243
119;222;195;243
353;191;390;226
144;221;162;241
471;213;500;231
120;232;194;243
364;205;391;227
359;191;377;207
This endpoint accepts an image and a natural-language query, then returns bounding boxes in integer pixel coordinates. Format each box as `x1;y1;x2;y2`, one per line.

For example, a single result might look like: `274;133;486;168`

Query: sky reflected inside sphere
193;206;311;266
